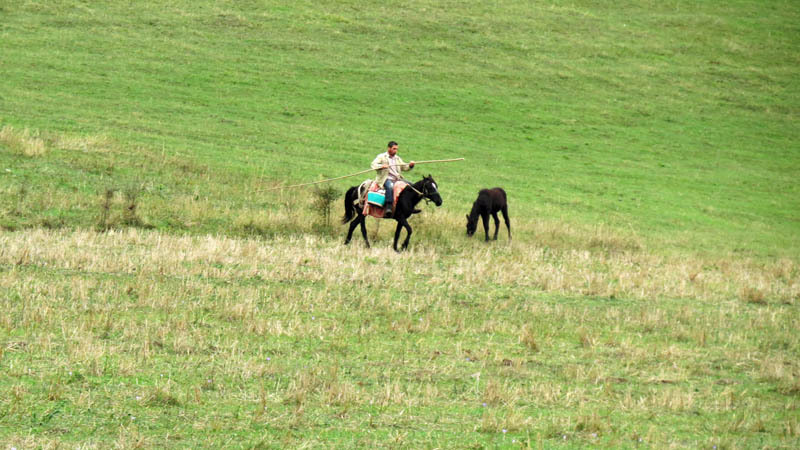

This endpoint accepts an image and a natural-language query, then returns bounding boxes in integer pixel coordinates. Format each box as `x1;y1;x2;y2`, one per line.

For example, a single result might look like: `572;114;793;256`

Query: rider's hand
381;164;389;169
409;161;415;168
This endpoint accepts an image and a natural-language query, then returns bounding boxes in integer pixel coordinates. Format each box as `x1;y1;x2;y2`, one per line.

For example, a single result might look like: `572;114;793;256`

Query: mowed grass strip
1;229;798;447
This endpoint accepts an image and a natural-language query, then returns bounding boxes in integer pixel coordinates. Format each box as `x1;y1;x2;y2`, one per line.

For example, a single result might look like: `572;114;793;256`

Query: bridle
406;178;438;205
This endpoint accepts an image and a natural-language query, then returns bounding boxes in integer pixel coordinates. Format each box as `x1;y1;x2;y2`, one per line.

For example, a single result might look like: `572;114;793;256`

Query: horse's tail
342;186;359;224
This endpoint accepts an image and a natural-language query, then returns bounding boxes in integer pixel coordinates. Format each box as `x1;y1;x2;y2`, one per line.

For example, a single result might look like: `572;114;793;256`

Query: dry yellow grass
1;226;796;303
0;126;47;157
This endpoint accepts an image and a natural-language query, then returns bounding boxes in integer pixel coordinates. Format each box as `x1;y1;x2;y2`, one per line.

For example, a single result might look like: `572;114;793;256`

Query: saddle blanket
362;180;408;219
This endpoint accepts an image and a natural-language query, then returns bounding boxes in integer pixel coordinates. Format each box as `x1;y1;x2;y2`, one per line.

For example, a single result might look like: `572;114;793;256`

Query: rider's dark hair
387;141;398;148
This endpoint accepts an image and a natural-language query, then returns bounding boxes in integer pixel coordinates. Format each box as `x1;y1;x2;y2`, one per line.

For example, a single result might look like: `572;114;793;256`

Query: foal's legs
491;212;500;240
501;206;511;241
481;212;491;241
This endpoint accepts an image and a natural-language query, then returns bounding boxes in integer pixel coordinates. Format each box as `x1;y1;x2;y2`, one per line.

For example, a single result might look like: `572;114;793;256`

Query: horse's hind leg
359;215;370;248
345;215;363;246
401;220;412;251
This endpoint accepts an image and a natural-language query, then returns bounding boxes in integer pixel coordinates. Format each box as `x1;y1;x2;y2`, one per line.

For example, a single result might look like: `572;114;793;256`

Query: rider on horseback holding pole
371;141;415;217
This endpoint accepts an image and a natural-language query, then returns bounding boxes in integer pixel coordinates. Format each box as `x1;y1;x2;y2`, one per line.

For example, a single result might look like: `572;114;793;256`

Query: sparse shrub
122;185;146;227
96;185;150;230
311;184;339;227
97;188;116;231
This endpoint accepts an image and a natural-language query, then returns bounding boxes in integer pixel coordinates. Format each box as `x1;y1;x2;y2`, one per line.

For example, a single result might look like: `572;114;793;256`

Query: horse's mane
411;175;433;191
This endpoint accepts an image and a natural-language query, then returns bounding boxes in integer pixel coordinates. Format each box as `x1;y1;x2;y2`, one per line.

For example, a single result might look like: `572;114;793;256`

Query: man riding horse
371;141;415;217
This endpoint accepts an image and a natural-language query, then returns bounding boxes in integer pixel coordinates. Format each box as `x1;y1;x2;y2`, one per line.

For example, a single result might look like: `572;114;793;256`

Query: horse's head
465;213;477;236
421;175;442;207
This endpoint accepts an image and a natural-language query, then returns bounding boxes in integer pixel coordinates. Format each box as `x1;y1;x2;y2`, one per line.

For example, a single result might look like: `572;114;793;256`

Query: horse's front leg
395;218;412;251
392;219;403;252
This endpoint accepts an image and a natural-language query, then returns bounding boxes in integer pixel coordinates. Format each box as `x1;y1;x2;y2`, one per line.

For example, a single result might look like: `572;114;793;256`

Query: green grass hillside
1;0;799;447
1;0;798;256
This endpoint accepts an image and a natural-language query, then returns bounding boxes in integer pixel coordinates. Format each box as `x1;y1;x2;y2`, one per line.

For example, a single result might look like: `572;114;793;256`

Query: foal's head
465;213;478;237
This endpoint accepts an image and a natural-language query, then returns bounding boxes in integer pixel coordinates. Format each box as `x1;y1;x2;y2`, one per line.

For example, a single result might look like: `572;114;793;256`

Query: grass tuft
0;125;46;157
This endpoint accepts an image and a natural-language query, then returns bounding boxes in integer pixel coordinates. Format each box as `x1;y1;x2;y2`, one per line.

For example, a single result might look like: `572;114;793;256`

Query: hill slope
2;0;798;255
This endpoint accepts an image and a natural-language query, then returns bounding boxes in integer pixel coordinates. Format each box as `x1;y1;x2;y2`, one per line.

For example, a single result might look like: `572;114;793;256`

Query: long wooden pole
260;158;464;191
260;168;375;192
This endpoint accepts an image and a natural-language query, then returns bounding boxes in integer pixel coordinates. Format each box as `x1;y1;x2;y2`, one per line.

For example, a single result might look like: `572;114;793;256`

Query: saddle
359;180;408;219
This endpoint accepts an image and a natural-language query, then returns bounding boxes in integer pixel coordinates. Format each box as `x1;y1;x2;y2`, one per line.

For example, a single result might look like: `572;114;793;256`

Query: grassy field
1;0;799;447
1;228;798;448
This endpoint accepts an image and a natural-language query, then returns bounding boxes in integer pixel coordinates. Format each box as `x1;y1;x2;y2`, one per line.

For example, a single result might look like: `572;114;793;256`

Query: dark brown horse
343;175;443;251
466;187;511;241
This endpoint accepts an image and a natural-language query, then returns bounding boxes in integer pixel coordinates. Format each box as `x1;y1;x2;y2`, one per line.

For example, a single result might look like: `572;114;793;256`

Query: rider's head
387;141;398;156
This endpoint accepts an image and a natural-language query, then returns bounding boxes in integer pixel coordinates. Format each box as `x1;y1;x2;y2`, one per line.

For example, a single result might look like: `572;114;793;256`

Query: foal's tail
342;186;359;224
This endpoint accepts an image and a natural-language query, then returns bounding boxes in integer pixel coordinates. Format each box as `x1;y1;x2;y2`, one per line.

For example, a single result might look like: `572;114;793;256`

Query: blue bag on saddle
367;190;386;207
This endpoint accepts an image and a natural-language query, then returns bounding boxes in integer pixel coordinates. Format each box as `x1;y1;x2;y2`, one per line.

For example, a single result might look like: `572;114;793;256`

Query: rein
404;182;423;196
404;180;435;205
